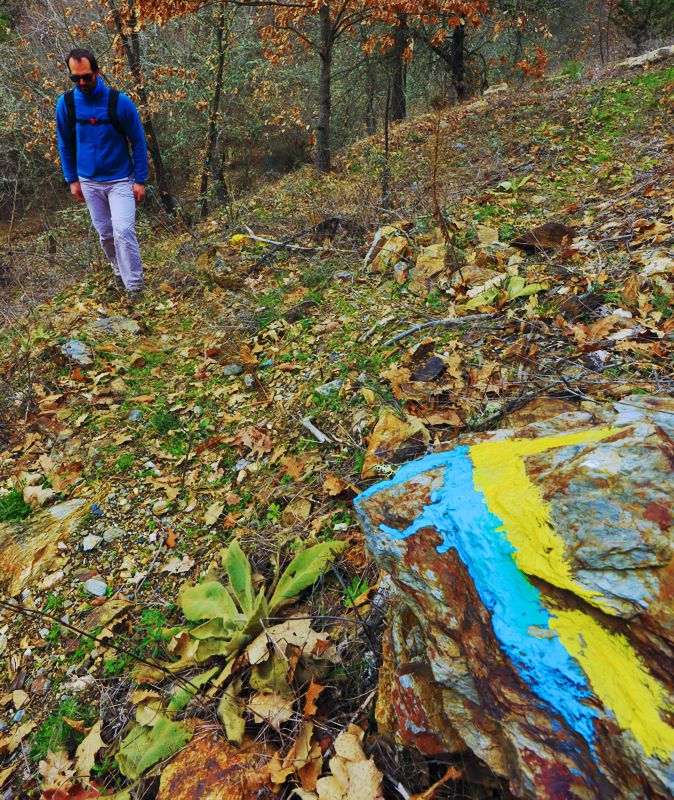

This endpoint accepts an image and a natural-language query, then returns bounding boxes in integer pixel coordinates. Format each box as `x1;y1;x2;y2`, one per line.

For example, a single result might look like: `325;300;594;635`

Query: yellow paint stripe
470;428;616;613
469;427;674;758
551;610;674;759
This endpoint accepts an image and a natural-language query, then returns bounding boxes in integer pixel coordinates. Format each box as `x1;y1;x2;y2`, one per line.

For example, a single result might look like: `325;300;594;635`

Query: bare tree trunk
365;59;377;134
450;24;466;101
197;1;228;220
598;0;607;63
316;3;332;174
389;13;408;122
108;0;176;215
381;76;391;209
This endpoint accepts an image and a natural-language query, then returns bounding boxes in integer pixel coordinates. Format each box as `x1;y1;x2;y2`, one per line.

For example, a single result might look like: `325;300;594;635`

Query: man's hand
133;183;146;203
69;181;84;202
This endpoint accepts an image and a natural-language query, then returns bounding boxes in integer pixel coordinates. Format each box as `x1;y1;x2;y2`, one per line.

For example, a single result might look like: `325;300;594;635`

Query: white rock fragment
152;500;169;516
82;535;102;552
103;526;125;543
84;578;107;597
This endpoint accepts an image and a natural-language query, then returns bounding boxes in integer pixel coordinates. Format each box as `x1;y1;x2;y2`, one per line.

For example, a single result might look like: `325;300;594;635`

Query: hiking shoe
107;275;125;293
126;288;145;305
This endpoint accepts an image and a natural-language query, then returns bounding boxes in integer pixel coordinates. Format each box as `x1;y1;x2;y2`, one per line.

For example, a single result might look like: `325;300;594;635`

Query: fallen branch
359;314;395;343
301;416;330;443
383;313;493;346
243;224;316;252
0;598;203;695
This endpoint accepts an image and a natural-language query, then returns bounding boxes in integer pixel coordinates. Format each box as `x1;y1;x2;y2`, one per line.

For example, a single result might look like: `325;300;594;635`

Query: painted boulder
355;396;674;799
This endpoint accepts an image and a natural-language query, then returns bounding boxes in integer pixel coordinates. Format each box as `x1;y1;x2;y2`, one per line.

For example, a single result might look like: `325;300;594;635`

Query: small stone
103;526;125;543
128;409;143;422
86;315;140;337
82;535;102;552
61;339;93;366
243;374;254;388
143;461;156;470
42;570;65;589
223;363;243;376
152;500;169;516
84;578;107;597
315;379;344;396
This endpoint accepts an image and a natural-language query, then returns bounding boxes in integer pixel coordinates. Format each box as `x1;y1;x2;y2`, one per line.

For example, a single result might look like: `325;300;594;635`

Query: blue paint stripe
355;447;598;746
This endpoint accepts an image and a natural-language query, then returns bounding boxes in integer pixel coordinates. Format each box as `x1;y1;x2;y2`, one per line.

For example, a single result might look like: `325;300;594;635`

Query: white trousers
80;177;144;291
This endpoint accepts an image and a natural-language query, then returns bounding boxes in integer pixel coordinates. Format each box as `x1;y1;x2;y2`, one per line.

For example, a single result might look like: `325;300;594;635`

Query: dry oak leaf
131;690;164;727
248;691;294;731
282;456;306;479
12;690;28;709
246;619;330;666
74;722;105;787
409;243;448;299
239;343;259;367
0;764;16;790
293;724;384;800
269;721;316;785
303;679;326;718
6;720;36;753
282;498;312;526
321;474;355;497
231;426;273;459
39;750;76;792
23;484;57;508
161;555;196;575
203;501;225;527
361;411;430;479
380;364;427;402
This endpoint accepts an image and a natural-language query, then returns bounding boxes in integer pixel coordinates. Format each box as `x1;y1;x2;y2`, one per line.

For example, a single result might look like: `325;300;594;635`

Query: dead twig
134;534;166;600
0;598;203;695
383;313;492;346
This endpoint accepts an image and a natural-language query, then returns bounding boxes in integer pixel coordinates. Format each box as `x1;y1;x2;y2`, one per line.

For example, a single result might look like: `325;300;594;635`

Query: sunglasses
69;73;95;83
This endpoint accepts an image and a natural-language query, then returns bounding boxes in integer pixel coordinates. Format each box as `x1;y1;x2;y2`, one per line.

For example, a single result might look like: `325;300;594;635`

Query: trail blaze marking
355;428;674;760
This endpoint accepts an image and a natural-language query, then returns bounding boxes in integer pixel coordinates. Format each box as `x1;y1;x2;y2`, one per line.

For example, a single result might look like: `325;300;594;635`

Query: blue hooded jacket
56;77;149;185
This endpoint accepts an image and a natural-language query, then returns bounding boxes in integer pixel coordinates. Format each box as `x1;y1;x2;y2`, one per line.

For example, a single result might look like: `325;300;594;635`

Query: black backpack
63;87;127;145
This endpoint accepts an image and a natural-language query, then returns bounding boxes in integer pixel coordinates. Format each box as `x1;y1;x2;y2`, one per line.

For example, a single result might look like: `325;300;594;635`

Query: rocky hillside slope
0;54;672;799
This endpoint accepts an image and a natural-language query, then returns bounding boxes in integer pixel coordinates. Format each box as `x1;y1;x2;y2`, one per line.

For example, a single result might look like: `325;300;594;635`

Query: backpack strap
64;89;76;134
107;88;127;140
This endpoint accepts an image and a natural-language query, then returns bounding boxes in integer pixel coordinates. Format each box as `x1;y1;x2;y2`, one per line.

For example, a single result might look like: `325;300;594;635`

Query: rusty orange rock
157;733;275;800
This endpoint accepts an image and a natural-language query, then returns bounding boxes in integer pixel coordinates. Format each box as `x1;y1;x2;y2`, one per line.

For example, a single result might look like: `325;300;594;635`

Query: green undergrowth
29;699;98;763
0;488;31;522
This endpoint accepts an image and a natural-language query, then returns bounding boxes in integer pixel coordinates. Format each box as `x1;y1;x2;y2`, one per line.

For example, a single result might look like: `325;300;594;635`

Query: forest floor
0;57;672;799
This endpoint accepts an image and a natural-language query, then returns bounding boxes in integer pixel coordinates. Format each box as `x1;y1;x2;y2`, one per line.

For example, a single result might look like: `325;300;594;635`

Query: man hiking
56;47;148;304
